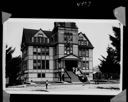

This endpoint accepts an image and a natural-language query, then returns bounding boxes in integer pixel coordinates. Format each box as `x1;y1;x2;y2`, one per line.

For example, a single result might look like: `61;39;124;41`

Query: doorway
65;60;78;71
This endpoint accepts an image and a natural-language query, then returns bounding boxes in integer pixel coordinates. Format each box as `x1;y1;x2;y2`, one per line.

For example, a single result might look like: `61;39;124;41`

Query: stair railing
64;69;72;83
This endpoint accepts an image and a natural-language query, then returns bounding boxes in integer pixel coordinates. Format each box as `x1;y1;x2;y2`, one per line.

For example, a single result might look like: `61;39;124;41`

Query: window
45;47;49;55
38;33;43;37
39;37;42;43
45;38;47;43
31;36;49;44
33;52;37;55
33;47;36;52
64;44;73;55
41;60;45;69
37;48;41;52
79;34;88;46
36;37;38;42
64;32;73;55
79;49;82;56
79;40;88;46
33;60;38;69
33;46;49;56
86;61;89;69
37;73;45;78
33;60;37;63
41;60;49;69
79;36;83;40
79;49;85;56
33;65;37;69
37;65;41;69
54;46;57;55
64;33;73;43
82;49;86;56
37;60;41;69
32;37;34;42
83;61;86;67
79;49;89;57
46;60;49;69
33;60;49;69
65;23;70;27
86;50;89;57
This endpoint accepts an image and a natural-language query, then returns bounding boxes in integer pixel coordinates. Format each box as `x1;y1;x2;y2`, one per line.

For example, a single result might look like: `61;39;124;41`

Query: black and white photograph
3;18;123;95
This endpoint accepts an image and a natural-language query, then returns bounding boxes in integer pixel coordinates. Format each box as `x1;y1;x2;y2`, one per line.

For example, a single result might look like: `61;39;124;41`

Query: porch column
61;60;65;69
56;59;59;69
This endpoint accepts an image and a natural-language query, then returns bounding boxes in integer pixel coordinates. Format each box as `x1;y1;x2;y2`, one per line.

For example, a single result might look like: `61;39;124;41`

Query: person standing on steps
72;67;75;73
61;68;65;82
45;80;48;90
58;67;62;82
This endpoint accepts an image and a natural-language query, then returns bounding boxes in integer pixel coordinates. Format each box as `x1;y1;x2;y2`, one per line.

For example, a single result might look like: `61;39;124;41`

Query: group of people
73;67;89;83
58;67;89;83
72;67;82;76
44;67;89;90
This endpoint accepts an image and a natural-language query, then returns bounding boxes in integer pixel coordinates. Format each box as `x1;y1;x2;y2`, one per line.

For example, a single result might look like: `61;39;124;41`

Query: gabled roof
22;28;52;44
78;32;94;49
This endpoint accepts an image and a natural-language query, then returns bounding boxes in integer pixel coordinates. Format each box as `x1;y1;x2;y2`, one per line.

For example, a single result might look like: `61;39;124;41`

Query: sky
3;18;121;67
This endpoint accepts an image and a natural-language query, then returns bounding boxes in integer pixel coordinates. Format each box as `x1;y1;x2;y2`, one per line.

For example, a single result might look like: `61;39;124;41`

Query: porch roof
58;54;81;61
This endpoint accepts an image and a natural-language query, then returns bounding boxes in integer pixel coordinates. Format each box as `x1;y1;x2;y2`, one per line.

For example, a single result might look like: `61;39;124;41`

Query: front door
65;60;78;71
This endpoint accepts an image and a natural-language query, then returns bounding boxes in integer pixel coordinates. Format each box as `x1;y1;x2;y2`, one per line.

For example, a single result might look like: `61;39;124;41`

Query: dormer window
31;29;50;44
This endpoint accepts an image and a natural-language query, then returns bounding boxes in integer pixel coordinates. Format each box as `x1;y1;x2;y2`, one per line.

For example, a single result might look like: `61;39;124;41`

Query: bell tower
52;22;79;56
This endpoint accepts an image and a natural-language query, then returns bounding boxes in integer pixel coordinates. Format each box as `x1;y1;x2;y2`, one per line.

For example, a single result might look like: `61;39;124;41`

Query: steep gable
34;29;48;38
79;32;87;41
21;28;52;46
78;32;94;49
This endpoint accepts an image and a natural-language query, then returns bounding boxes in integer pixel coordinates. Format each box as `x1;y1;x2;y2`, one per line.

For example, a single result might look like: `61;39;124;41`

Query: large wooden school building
21;22;94;82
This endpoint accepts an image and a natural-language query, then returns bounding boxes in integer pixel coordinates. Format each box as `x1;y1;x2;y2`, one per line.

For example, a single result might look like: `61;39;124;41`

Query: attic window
38;33;43;37
79;36;83;40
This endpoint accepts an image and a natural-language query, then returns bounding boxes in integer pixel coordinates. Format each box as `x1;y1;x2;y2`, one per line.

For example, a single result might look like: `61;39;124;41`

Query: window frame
85;61;89;70
37;73;45;78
